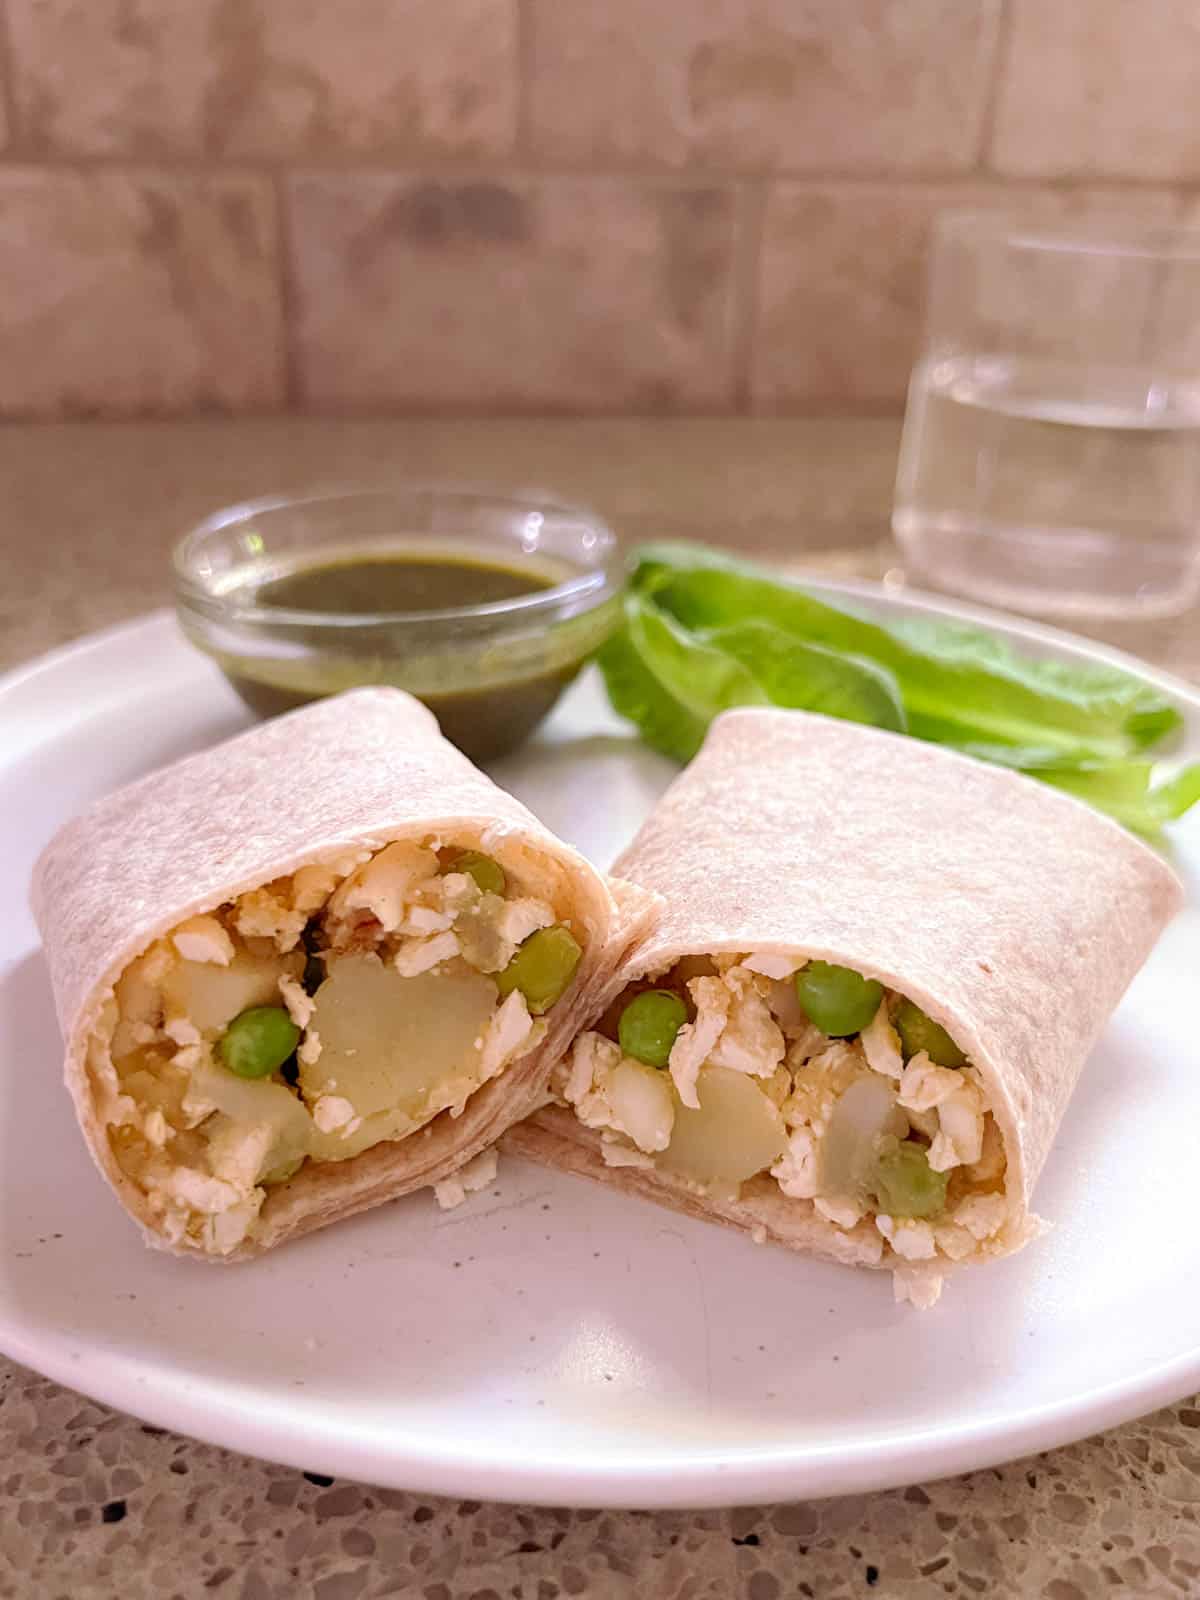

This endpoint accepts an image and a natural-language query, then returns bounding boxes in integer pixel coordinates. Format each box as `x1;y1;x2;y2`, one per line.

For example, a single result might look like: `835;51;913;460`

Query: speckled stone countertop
2;418;1199;1600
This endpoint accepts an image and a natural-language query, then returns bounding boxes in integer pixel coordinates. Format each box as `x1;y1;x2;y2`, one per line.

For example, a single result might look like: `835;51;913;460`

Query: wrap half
33;688;656;1259
507;709;1183;1306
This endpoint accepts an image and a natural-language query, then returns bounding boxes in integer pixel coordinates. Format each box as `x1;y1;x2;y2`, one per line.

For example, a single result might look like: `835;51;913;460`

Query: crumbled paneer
493;897;555;949
278;973;316;1030
206;1119;280;1190
875;1214;938;1261
928;1078;985;1172
143;1109;169;1148
312;1095;358;1134
771;1126;820;1199
814;1194;865;1229
933;1222;978;1261
163;1015;202;1047
893;1265;944;1310
478;991;534;1081
707;967;785;1078
171;915;234;966
953;1191;1008;1241
156;1166;242;1216
861;1001;903;1080
782;1042;864;1137
328;841;439;933
433;1148;499;1210
439;873;481;915
559;1032;624;1134
558;1029;613;1109
668;978;730;1108
233;886;307;951
291;863;344;915
203;1198;260;1254
740;952;796;980
393;930;461;976
897;1054;964;1112
396;904;455;936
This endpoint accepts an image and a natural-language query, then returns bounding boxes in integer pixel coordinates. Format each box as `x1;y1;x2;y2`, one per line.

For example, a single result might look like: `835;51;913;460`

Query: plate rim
3;591;1199;1509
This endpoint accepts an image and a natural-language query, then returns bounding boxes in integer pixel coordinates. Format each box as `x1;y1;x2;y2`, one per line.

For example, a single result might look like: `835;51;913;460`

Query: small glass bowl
173;486;624;763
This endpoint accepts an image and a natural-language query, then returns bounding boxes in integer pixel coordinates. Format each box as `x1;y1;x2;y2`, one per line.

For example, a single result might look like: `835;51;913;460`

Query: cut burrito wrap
507;708;1183;1306
33;687;656;1259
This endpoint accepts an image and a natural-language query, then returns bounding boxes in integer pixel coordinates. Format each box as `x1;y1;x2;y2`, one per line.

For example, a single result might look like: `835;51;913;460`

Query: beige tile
992;0;1200;179
8;0;515;159
528;0;1001;174
0;170;283;417
753;185;1179;411
289;176;738;413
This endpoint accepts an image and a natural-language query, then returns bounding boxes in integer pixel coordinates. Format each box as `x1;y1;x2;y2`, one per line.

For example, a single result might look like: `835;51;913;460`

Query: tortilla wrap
33;687;657;1259
507;708;1183;1302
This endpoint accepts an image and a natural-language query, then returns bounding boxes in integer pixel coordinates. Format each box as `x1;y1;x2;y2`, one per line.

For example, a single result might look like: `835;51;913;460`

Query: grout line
729;180;767;414
0;0;20;153
512;0;534;161
0;150;1185;193
975;0;1016;174
272;171;303;411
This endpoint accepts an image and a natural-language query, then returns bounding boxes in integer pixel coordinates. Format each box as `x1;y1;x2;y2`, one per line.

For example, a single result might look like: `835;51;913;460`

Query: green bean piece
452;851;507;896
218;1006;301;1080
618;990;688;1069
794;961;883;1037
893;999;966;1067
495;925;582;1014
872;1140;949;1219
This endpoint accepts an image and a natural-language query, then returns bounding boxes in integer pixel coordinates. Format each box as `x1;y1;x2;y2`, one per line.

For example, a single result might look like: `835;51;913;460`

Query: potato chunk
185;1057;313;1185
302;953;498;1123
659;1065;787;1186
162;949;298;1037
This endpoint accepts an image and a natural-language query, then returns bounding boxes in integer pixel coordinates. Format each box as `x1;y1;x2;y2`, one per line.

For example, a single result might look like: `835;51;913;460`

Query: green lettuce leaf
597;541;1198;833
699;620;907;732
630;543;1181;760
598;594;766;763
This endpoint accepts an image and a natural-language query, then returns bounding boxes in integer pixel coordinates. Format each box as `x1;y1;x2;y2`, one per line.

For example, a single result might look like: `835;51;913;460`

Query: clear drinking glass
893;213;1200;619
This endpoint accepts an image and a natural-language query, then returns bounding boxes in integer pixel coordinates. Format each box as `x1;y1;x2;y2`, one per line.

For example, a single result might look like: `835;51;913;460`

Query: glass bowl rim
172;484;624;630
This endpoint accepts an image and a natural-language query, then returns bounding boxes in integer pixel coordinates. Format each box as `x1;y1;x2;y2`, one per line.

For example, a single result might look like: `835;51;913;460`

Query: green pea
218;1006;301;1080
894;999;966;1067
794;961;883;1037
618;990;688;1069
451;851;506;896
495;925;582;1015
872;1140;949;1219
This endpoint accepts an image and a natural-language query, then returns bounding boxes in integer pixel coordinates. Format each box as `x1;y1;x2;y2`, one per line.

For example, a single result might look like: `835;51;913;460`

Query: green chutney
217;550;610;763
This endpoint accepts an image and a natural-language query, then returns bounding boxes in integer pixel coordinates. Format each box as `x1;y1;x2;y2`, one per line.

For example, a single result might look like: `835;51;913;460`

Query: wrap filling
553;952;1010;1307
90;840;585;1253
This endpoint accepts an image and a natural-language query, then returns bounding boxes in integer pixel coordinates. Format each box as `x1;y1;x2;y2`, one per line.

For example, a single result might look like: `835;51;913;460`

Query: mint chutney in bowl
173;488;623;762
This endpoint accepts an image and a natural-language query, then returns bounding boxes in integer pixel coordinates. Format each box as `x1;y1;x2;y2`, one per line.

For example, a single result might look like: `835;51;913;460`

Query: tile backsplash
0;0;1197;418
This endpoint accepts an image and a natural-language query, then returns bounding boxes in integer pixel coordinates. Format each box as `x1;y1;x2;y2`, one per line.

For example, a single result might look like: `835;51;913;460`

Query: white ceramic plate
2;587;1198;1510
